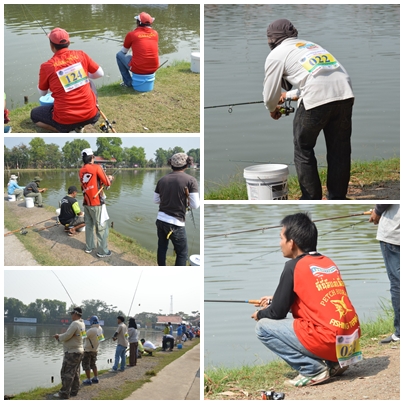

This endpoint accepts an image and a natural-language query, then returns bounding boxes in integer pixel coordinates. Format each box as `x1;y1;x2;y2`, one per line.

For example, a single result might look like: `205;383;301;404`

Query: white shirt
377;205;400;245
263;38;354;112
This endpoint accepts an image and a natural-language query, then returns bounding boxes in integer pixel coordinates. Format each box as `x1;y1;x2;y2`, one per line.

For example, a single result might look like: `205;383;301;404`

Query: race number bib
97;333;105;342
80;329;87;339
56;62;89;92
335;329;362;366
299;48;339;75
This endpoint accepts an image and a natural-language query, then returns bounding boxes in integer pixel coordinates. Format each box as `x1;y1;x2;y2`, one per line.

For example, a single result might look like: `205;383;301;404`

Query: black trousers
293;98;354;200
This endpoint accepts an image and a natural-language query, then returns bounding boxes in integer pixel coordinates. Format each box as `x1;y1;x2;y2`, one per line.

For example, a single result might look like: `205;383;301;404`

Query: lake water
204;4;400;189
204;204;393;369
4;168;200;258
4;323;163;396
4;4;200;109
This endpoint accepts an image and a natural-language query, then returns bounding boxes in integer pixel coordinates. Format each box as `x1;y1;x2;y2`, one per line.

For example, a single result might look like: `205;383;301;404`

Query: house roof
156;315;183;324
94;156;117;163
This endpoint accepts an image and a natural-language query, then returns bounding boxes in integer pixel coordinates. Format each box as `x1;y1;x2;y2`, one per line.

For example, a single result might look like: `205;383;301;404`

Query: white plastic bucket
191;52;200;73
78;226;86;232
189;254;200;266
25;197;34;208
56;208;61;216
8;194;16;202
243;164;289;200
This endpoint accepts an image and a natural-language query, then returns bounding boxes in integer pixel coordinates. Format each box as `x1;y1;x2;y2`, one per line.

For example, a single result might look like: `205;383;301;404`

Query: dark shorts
82;351;98;371
60;215;85;228
31;105;100;133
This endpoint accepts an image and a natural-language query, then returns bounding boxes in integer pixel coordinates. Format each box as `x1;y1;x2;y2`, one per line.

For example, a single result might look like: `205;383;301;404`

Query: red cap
48;27;70;45
135;12;155;24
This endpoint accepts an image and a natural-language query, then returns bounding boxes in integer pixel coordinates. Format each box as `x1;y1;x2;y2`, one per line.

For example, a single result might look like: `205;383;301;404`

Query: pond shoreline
4;197;176;266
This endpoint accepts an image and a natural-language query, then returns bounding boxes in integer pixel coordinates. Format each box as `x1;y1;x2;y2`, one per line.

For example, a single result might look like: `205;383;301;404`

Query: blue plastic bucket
177;344;183;349
132;73;155;92
39;93;54;106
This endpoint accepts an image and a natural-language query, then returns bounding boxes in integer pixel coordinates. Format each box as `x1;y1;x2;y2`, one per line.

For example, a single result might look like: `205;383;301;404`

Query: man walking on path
369;204;400;343
53;307;86;399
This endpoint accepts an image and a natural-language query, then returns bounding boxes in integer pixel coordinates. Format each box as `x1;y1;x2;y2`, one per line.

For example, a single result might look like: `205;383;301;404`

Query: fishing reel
20;228;28;235
279;98;295;116
261;390;285;400
99;120;116;133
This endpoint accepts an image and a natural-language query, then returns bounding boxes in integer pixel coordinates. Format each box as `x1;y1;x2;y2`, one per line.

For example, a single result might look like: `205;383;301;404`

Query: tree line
4;297;200;327
4;137;200;169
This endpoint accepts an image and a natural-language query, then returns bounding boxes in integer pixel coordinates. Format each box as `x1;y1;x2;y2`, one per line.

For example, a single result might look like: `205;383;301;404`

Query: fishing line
128;271;143;317
204;299;261;304
51;270;75;306
205;211;372;239
22;4;48;35
247;218;370;262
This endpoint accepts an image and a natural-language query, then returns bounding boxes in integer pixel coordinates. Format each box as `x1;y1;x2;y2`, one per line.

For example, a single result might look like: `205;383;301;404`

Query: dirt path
4;198;155;266
347;180;399;200
205;344;400;400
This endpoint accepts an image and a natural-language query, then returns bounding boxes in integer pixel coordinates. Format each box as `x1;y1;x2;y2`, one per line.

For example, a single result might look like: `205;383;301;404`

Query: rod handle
248;300;261;305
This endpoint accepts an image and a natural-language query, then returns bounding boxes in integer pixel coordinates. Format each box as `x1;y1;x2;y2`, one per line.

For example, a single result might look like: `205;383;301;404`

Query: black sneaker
97;250;112;258
37;205;43;208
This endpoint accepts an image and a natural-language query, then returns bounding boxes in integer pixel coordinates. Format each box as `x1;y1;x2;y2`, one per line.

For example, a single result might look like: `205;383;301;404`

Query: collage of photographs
2;3;400;402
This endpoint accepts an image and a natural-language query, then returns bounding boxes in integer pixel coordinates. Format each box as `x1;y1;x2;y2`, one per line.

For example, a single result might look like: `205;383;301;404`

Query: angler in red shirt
251;212;361;387
79;148;114;258
31;27;104;133
116;12;159;88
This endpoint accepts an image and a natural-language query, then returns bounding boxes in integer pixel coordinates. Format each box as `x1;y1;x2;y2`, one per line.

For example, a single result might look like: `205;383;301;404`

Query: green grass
204;305;396;400
7;60;200;133
205;158;400;200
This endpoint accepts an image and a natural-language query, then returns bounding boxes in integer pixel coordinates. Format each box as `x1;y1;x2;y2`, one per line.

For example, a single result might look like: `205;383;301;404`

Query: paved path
125;343;200;400
4;228;40;266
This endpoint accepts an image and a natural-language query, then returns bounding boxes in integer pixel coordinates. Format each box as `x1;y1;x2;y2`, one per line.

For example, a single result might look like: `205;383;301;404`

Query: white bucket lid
191;51;200;59
189;254;200;266
243;164;289;180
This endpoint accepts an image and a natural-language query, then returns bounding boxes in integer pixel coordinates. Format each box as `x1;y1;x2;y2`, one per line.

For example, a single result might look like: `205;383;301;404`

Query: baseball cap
81;148;94;157
48;27;70;45
135;12;155;24
90;315;100;325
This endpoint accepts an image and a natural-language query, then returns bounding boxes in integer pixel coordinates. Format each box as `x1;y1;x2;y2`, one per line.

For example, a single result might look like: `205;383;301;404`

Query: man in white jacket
263;19;354;200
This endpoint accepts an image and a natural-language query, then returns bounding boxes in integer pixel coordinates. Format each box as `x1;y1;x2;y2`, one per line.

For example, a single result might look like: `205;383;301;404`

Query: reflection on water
4;323;164;395
4;169;200;256
204;204;392;369
204;4;399;187
5;4;200;108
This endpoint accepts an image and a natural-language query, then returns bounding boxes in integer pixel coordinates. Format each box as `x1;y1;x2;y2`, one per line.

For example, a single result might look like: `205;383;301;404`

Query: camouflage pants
82;351;98;371
59;352;83;399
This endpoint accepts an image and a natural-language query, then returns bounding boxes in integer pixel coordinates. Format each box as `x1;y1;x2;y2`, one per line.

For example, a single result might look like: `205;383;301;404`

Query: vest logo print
82;173;93;183
310;265;338;276
330;296;353;319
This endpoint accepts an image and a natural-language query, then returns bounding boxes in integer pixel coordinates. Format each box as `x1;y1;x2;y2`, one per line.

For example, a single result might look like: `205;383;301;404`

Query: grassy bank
205;157;400;200
204;306;395;399
12;339;199;400
4;203;175;266
7;60;200;133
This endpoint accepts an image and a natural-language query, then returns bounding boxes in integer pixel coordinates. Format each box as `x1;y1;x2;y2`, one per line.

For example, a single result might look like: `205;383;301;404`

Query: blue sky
4;136;200;161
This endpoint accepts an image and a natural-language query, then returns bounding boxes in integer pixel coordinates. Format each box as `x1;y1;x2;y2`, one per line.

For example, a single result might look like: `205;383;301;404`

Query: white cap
81;148;94;157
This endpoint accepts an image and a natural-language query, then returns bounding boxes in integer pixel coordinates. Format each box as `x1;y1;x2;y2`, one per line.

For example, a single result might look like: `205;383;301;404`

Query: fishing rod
248;218;370;262
205;100;263;111
94;35;122;43
93;168;120;199
128;271;143;317
51;270;75;306
205;211;372;239
204;299;261;304
4;217;54;236
34;222;60;232
97;107;117;133
22;5;48;35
